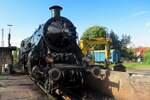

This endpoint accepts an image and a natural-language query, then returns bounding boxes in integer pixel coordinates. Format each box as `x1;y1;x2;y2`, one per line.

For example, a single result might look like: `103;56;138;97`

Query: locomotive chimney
49;5;63;18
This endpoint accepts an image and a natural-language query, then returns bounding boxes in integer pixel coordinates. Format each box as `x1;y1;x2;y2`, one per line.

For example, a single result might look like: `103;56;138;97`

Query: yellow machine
79;38;112;66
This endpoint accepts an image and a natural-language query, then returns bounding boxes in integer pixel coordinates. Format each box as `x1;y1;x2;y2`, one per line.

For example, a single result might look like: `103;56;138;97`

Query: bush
144;49;150;64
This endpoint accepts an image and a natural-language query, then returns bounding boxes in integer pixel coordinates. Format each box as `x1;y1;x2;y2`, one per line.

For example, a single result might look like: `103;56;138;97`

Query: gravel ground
0;70;150;100
0;75;48;100
129;73;150;100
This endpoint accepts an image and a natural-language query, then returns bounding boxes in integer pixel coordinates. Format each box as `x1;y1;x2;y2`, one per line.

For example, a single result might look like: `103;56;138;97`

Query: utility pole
7;24;13;47
1;28;4;47
0;29;4;73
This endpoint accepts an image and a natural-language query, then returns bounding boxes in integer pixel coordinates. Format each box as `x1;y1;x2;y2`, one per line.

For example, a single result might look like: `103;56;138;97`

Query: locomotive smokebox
49;5;63;18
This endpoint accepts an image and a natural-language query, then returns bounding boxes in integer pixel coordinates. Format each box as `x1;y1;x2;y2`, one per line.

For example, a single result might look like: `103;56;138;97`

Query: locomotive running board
53;64;85;69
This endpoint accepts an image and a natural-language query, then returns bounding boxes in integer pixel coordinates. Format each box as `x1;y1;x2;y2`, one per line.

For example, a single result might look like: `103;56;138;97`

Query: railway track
29;75;114;100
29;75;75;100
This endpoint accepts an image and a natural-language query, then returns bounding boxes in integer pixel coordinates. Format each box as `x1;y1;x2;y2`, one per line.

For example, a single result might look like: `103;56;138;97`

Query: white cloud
119;10;149;22
145;22;150;28
131;10;148;17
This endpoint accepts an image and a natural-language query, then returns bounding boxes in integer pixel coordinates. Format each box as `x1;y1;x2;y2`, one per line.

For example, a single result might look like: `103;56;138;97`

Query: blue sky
0;0;150;47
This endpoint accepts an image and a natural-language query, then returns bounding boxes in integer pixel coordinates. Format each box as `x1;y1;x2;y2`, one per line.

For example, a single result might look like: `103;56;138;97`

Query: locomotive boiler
18;5;100;95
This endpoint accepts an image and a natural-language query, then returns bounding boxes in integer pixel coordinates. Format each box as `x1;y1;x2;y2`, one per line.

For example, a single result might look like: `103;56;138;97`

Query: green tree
109;31;132;60
81;26;107;40
120;34;131;58
144;49;150;64
81;26;133;60
81;26;107;49
109;30;121;50
12;48;19;64
121;34;131;47
127;48;135;60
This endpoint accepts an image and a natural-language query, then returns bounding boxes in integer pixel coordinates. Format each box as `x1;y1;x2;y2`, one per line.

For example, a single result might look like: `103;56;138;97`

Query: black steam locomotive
19;5;99;95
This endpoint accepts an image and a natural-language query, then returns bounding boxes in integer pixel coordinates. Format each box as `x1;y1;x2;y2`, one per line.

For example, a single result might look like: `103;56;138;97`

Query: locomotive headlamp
49;68;61;81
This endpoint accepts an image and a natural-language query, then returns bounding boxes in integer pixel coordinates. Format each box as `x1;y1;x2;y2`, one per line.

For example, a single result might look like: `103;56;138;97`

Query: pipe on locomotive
86;66;100;77
49;5;63;18
91;67;100;76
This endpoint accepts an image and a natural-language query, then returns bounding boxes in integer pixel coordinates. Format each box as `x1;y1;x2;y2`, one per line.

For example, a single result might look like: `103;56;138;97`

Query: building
135;47;150;57
0;46;16;74
134;47;150;63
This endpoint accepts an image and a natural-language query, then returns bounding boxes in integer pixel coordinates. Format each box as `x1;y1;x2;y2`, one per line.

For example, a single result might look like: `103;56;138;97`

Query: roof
0;46;17;51
134;47;150;56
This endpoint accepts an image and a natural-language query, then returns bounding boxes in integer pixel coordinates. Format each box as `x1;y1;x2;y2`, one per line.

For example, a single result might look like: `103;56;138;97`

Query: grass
123;62;150;70
0;75;4;80
0;75;5;80
109;62;150;70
